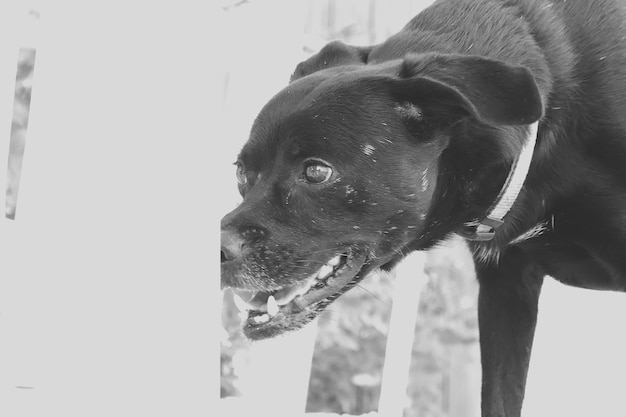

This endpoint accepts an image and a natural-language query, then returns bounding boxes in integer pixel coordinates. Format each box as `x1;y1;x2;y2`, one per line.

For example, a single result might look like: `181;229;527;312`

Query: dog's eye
235;162;247;186
304;163;333;184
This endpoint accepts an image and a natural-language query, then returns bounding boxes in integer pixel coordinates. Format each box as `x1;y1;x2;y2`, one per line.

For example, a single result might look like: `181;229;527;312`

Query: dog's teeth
317;264;333;279
267;295;279;316
252;314;270;324
232;294;250;313
275;278;314;305
327;255;341;266
295;281;314;296
275;292;295;306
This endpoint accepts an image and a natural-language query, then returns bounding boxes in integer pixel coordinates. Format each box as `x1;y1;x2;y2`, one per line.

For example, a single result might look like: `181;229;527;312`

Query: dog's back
375;0;626;151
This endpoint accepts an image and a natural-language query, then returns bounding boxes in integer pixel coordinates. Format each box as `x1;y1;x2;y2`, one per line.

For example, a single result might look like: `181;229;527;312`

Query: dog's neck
462;122;540;241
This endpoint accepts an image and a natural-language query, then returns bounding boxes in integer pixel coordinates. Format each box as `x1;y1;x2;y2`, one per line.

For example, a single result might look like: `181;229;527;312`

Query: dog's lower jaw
238;249;372;340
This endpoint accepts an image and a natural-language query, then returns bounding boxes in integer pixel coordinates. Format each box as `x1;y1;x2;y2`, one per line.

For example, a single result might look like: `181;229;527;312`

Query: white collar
464;122;539;241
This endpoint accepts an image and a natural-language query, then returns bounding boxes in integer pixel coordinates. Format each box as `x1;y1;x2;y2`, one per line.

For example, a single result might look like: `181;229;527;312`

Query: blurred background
2;1;625;416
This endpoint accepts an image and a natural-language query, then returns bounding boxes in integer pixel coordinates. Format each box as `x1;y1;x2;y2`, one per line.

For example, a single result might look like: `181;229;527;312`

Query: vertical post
219;0;314;415
0;4;41;413
448;344;481;417
0;4;40;219
378;251;428;417
237;324;318;416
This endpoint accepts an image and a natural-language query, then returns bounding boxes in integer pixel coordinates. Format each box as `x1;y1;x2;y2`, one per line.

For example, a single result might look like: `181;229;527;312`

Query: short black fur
221;1;626;415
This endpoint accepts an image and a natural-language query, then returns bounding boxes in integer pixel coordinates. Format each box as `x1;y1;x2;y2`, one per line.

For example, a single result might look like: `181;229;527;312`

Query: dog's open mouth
231;249;369;339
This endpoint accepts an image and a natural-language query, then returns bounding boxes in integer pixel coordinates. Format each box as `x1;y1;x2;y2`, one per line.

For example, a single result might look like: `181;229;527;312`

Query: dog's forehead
256;67;370;122
240;67;394;166
238;79;318;164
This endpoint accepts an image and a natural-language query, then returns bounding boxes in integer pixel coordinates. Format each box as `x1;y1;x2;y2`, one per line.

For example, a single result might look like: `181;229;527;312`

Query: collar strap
461;122;539;241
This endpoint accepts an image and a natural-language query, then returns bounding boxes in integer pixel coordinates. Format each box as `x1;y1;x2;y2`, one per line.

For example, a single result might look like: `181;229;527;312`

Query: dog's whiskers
293;259;327;266
355;284;385;304
293;249;342;257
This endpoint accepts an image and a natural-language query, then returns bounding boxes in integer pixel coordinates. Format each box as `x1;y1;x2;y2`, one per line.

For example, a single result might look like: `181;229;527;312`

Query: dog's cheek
268;182;362;235
265;182;330;231
373;208;424;255
338;181;373;216
302;181;372;218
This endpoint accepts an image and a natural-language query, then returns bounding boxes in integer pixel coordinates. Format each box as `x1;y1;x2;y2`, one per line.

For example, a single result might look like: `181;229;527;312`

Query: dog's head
221;43;542;340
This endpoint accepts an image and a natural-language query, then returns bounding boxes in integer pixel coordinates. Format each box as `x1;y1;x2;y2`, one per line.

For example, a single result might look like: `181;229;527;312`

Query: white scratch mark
421;168;429;192
362;144;375;156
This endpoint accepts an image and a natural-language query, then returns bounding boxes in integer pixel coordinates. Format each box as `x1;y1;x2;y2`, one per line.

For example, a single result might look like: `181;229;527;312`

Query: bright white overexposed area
524;279;626;417
1;2;221;416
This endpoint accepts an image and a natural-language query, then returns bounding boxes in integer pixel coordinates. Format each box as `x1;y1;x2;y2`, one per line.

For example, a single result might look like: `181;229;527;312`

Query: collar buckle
459;217;504;241
459;122;539;243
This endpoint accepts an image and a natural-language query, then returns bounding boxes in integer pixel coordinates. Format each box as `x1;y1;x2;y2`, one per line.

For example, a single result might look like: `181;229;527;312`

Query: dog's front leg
475;247;544;417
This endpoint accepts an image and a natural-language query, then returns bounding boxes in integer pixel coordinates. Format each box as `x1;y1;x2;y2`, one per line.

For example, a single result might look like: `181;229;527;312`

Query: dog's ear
291;41;372;82
391;54;543;126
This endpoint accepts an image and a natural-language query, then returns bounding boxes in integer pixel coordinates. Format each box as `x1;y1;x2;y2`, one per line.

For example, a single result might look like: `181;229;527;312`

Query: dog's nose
221;230;245;262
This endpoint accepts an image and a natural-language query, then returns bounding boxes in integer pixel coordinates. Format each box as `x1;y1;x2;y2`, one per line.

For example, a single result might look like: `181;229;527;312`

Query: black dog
221;0;626;415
